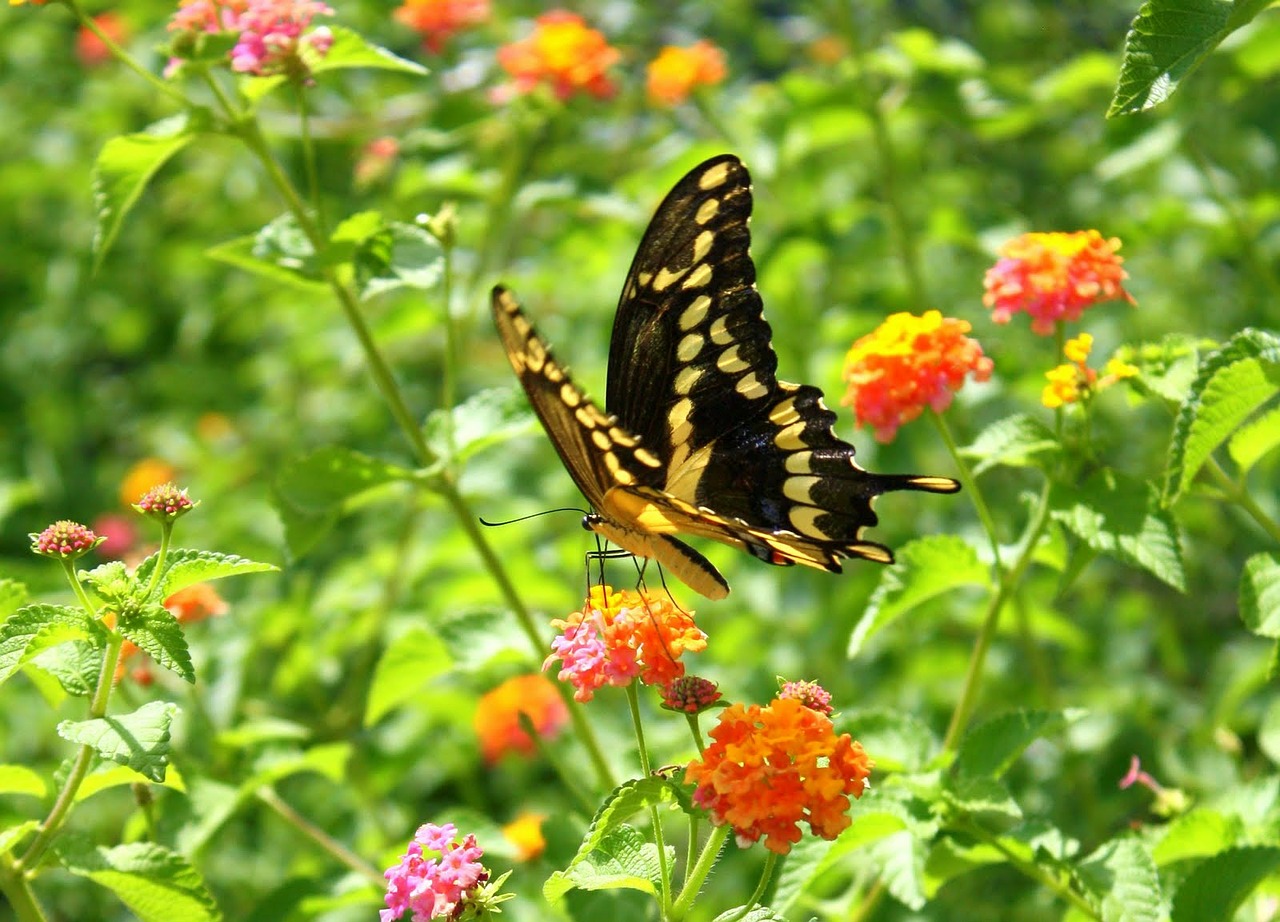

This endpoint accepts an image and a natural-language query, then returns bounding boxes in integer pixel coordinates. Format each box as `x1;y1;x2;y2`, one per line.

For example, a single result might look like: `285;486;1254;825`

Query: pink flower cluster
778;679;833;716
167;0;334;77
381;823;488;922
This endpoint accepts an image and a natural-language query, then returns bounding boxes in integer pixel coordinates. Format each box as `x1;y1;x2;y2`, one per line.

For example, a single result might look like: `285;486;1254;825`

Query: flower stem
670;825;729;919
0;855;48;922
627;684;672;915
960;818;1100;919
67;0;188;103
143;522;173;600
943;477;1053;752
256;786;383;885
1205;456;1280;545
722;851;777;922
931;411;1002;568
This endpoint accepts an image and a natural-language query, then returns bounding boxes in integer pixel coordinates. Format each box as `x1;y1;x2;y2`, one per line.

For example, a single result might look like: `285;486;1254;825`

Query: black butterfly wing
604;154;959;570
491;286;731;599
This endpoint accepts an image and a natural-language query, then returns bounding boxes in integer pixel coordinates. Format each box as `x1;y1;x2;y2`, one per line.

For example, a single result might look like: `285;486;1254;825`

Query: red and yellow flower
496;11;619;101
646;41;726;107
544;586;706;702
686;696;872;854
473;673;568;763
394;0;488;53
842;311;993;443
1041;333;1138;409
983;230;1134;335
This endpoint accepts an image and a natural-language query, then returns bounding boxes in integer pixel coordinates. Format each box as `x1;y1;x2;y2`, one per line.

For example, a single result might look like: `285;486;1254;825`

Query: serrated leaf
1164;329;1280;505
1229;404;1280;473
1109;0;1274;116
92;118;194;268
1077;838;1162;922
0;604;103;684
575;778;692;857
1241;553;1280;638
955;710;1070;780
356;221;444;300
80;560;134;609
32;640;105;696
1051;475;1185;591
843;708;937;773
118;602;194;683
365;626;453;726
0;763;47;798
869;830;927;910
55;838;221;922
1171;845;1280;922
711;906;789;922
544;824;663;903
849;536;989;658
424;387;537;466
959;413;1060;475
311;26;428;76
942;775;1022;820
58;701;180;783
0;579;29;618
1152;809;1239;865
134;549;277;601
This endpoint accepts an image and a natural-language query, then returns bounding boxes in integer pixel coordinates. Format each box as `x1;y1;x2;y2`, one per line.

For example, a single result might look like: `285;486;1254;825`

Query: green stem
844;880;886;922
66;0;187;103
942;478;1054;752
0;855;48;922
294;84;326;235
961;818;1100;918
438;217;459;473
143;522;173;600
627;685;671;916
931;411;1002;568
1205;456;1280;545
670;825;730;919
256;786;383;885
722;851;777;922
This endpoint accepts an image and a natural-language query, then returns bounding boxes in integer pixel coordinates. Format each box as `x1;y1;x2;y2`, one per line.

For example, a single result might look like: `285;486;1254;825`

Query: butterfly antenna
479;507;590;527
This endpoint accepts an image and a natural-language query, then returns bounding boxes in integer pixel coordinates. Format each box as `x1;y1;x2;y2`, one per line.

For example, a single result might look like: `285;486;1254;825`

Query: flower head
983;231;1135;335
228;0;334;78
646;41;726;106
842;311;993;443
120;458;178;508
78;13;130;67
778;679;833;716
661;675;722;714
381;823;491;922
544;585;706;702
473;673;568;763
133;483;198;520
168;0;247;33
685;697;873;854
394;0;488;53
31;521;103;560
496;11;619;101
1041;333;1138;409
502;812;546;861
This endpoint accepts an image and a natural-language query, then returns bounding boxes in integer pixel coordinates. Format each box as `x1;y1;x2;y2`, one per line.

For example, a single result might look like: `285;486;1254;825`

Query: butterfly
492;154;959;600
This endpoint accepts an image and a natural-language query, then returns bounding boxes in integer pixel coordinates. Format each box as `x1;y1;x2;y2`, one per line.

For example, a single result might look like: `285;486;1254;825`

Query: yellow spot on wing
785;451;813;474
716;345;748;374
591;429;611;450
695;198;720;224
783;476;820;504
674;366;701;395
682;263;713;290
698;162;731;190
736;373;768;400
774;419;807;449
709;315;733;345
677;333;704;362
653;266;688;292
560;383;581;407
679;295;712;331
693;230;714;262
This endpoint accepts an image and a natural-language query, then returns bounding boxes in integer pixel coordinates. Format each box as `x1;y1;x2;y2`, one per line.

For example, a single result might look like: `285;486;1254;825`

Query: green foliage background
1;0;1279;919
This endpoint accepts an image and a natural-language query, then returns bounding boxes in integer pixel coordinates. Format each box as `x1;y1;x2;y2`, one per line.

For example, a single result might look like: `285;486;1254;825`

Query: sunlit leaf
1170;846;1280;922
55;837;220;922
57;701;180;783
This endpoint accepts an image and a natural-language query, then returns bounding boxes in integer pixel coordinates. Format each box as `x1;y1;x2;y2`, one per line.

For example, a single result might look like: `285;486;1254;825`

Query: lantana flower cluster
686;695;873;855
983;230;1134;335
842;310;993;443
646;41;727;106
544;585;706;702
394;0;489;53
472;673;568;763
496;11;620;101
1041;333;1138;409
381;823;490;922
167;0;334;78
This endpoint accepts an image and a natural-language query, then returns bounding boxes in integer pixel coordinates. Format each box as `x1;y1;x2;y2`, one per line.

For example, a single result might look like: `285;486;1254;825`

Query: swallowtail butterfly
492;154;958;599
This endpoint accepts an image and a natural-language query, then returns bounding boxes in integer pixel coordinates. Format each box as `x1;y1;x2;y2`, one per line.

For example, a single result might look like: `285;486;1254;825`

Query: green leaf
134;548;278;600
0;763;47;798
353;221;444;300
311;25;428;76
844;708;937;773
955;710;1071;780
942;775;1022;821
1077;837;1163;922
959;413;1060;475
849;536;989;658
0;579;29;618
0;821;39;858
58;701;180;783
544;824;664;903
1164;329;1280;505
710;906;790;922
1229;404;1280;474
1151;810;1240;865
80;560;134;609
424;387;537;466
77;763;187;802
0;604;103;685
92;118;194;268
205;227;328;293
365;626;453;726
1051;474;1186;591
1241;553;1280;638
118;602;194;684
55;838;221;922
1170;845;1280;922
869;830;927;911
1109;0;1275;116
33;640;106;697
242;742;351;790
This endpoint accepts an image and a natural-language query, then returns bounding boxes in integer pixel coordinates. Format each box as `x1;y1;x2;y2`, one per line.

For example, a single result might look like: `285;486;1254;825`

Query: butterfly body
493;154;958;600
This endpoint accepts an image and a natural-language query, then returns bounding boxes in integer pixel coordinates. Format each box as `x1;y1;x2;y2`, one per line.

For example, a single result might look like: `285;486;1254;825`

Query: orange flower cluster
496;11;619;101
394;0;488;53
646;41;726;106
686;697;872;854
842;311;993;443
545;586;706;702
983;230;1134;335
472;673;568;763
1041;333;1138;409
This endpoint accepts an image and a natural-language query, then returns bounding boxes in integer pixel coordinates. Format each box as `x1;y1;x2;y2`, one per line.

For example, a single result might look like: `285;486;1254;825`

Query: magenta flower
30;521;103;559
778;679;834;716
228;0;334;77
381;823;489;922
